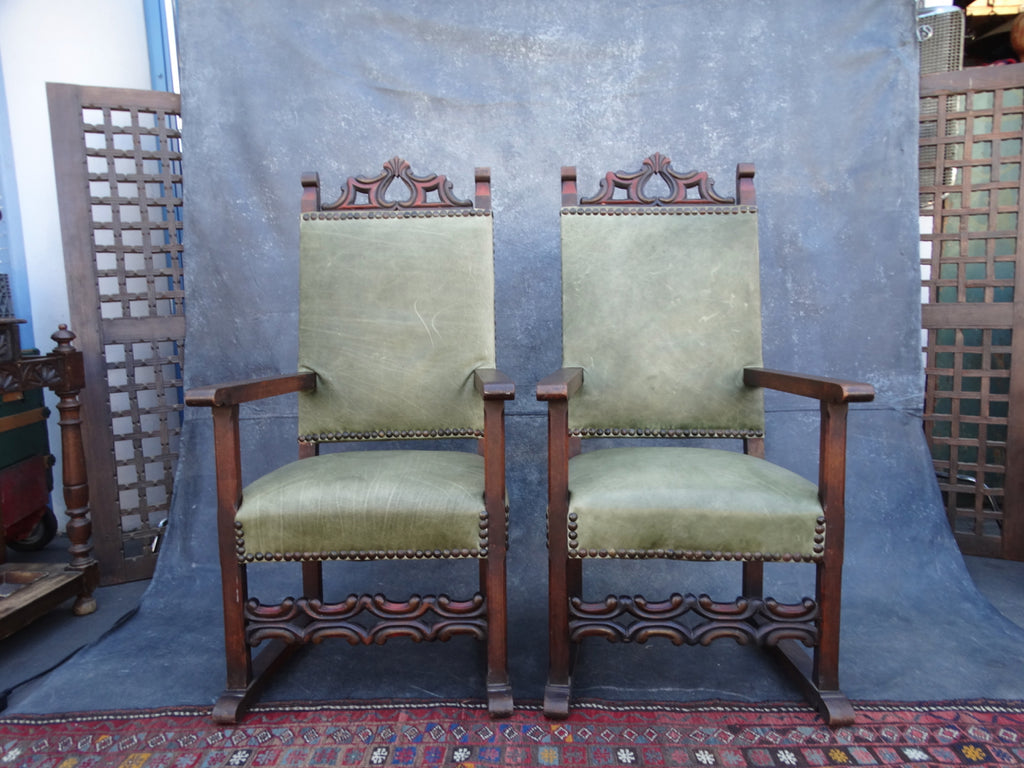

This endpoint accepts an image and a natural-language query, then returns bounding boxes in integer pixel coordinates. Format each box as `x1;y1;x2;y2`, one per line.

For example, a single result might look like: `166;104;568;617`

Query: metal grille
920;65;1024;559
918;8;964;76
49;84;184;582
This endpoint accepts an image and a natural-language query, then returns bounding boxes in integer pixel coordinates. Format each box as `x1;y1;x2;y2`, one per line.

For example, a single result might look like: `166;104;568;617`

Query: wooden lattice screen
48;83;184;583
920;64;1024;560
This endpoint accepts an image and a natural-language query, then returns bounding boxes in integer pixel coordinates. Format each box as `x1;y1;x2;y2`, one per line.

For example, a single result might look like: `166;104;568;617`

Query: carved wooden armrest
474;368;515;400
743;367;874;404
185;371;317;408
537;367;584;401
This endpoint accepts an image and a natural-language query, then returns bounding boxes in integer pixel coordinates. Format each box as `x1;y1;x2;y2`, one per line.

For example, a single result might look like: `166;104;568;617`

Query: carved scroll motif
568;593;818;647
322;156;473;211
244;592;488;646
581;153;734;206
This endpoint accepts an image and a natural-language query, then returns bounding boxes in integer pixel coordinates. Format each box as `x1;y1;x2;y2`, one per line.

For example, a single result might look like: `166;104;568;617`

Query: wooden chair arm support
185;371;318;408
743;367;874;404
536;367;584;401
474;368;516;400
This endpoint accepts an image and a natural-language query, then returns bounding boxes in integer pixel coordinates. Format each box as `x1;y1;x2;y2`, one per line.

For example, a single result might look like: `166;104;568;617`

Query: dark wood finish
743;367;875;403
311;156;480;211
187;161;514;722
184;371;317;408
920;65;1024;559
541;158;874;727
48;82;184;583
0;326;100;639
576;153;734;206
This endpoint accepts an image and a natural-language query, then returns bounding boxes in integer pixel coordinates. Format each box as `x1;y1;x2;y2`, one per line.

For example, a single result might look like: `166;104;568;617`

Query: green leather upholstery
567;447;824;560
298;213;496;440
561;208;764;435
236;450;488;560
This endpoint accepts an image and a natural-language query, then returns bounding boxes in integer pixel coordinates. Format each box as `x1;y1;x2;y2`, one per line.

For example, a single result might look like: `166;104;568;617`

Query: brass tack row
562;205;756;216
570;427;764;439
302;209;490;220
299;427;483;442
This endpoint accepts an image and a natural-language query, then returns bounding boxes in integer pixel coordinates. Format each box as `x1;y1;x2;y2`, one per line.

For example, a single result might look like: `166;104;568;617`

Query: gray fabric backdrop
15;0;1024;713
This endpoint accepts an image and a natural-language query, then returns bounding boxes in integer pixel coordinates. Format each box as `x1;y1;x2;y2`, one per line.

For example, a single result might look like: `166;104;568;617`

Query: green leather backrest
297;212;496;440
561;206;765;436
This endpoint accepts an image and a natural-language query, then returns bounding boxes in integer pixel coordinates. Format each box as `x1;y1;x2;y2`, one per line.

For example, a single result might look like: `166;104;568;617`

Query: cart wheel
8;508;58;552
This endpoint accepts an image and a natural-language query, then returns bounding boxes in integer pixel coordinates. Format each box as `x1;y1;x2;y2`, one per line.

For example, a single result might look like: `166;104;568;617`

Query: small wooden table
0;324;98;640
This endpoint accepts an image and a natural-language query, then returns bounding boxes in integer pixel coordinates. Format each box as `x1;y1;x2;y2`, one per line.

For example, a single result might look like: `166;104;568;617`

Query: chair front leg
544;397;573;718
210;405;253;721
483;537;513;717
810;399;855;724
481;388;514;717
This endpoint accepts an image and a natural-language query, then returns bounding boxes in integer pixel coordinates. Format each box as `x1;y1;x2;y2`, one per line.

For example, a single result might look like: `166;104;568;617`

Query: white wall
0;0;151;516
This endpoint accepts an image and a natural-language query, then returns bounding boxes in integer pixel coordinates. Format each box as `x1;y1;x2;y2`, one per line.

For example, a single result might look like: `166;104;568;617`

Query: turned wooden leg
51;326;98;615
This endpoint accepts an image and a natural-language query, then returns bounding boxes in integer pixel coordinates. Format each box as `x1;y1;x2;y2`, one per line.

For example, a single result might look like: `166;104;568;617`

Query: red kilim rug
2;699;1024;767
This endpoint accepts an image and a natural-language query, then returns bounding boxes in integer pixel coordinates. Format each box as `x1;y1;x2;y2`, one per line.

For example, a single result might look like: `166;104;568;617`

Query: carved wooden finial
474;167;492;211
736;163;756;206
300;172;321;213
561;167;578;207
51;323;76;353
577;154;738;206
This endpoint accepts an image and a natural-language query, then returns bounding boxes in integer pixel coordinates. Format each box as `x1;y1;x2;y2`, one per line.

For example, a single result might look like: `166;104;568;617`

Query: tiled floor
0;538;1021;715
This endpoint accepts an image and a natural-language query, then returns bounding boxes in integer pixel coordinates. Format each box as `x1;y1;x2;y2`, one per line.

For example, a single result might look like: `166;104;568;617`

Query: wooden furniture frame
0;326;99;639
540;155;874;726
186;158;514;723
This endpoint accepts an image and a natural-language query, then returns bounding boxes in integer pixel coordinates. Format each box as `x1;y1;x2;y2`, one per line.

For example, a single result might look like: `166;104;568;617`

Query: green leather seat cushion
567;446;824;558
236;450;488;559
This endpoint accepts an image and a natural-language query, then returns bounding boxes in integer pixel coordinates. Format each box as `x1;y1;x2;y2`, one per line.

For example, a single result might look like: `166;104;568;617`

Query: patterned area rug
2;699;1024;767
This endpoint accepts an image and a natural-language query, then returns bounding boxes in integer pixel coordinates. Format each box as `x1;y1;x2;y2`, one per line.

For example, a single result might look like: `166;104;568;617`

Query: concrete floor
0;536;1021;715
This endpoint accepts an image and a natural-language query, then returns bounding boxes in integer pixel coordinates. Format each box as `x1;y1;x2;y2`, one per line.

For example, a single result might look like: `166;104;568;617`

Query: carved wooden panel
48;83;184;583
920;64;1024;560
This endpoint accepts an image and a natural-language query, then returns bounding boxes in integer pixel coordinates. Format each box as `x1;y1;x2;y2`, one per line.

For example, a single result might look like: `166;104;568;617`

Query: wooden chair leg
769;560;854;728
483;554;513;717
811;559;854;725
742;560;763;599
215;560;253;723
214;560;299;724
303;561;323;601
544;553;572;718
568;557;582;601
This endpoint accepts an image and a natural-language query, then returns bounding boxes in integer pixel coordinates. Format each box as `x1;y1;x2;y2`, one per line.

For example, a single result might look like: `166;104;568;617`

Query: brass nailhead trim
567;549;824;563
566;516;826;563
243;548;485;563
562;205;756;216
298;427;484;442
302;209;490;221
570;427;764;439
235;519;490;563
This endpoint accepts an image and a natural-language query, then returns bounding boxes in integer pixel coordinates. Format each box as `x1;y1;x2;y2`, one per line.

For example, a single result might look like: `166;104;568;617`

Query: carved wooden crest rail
566;153;742;206
302;156;487;212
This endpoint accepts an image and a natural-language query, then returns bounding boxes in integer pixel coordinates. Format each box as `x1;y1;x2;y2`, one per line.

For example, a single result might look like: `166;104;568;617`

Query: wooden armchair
186;158;514;722
540;154;874;726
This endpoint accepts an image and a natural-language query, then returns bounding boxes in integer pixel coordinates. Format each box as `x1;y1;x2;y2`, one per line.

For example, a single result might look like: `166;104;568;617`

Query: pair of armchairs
186;156;873;726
